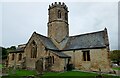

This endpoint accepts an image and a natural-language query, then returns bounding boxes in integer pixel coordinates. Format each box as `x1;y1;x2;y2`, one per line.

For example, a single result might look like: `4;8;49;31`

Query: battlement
49;2;68;11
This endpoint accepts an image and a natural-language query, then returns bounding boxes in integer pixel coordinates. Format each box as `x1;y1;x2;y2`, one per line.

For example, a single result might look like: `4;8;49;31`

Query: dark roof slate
36;33;70;58
9;47;24;53
36;33;58;50
26;29;107;58
64;30;106;50
52;51;71;58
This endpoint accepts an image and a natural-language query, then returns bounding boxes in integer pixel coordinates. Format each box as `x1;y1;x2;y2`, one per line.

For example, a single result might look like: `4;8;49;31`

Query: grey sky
1;1;118;50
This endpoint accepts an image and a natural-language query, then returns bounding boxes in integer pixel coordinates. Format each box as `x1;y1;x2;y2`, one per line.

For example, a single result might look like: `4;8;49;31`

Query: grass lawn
1;69;120;78
0;64;2;68
1;69;37;78
8;69;37;76
112;67;120;70
43;71;98;76
2;69;37;78
42;71;119;78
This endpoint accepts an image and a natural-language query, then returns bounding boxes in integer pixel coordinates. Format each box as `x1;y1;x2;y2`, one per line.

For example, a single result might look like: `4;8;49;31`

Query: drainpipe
13;53;17;74
14;53;16;69
43;57;45;71
73;50;75;68
64;58;67;71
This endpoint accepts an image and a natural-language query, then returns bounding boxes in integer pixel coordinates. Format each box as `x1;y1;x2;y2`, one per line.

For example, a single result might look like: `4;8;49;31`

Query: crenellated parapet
48;2;68;11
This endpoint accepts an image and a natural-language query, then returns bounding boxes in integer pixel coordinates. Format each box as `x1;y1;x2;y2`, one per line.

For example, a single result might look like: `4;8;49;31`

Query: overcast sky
1;1;118;50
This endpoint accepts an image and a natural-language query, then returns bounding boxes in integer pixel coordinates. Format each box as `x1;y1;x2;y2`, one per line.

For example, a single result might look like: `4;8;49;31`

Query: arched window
58;10;61;18
31;41;37;58
12;53;14;60
18;53;22;61
65;13;68;20
52;56;54;64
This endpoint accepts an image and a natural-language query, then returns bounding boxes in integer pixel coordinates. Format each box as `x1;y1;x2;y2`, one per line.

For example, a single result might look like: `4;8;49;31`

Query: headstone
35;58;43;74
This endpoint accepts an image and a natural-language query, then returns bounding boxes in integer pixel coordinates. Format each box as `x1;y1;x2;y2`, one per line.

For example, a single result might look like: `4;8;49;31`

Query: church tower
48;2;69;44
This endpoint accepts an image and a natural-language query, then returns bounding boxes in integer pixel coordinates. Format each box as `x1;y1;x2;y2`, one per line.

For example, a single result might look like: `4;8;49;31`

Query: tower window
58;10;61;18
82;50;90;61
65;13;68;20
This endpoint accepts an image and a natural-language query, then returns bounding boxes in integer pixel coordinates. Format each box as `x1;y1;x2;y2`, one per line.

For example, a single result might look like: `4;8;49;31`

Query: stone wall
24;33;47;69
48;3;69;49
49;51;65;71
24;32;65;71
8;52;24;68
64;48;111;72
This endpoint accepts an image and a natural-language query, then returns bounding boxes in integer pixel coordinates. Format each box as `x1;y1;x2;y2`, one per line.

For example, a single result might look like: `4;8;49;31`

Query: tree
110;50;120;65
0;47;8;59
10;46;16;50
7;46;16;52
0;47;2;59
0;46;16;60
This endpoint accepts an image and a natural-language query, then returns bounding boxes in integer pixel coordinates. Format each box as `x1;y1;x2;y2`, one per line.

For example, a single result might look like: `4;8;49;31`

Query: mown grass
0;64;2;68
1;69;37;78
42;71;119;78
8;69;37;76
43;71;98;76
112;67;120;70
1;68;120;78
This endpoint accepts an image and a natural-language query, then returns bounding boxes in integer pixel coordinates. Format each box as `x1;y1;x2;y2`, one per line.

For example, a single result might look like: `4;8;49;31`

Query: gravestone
35;58;43;74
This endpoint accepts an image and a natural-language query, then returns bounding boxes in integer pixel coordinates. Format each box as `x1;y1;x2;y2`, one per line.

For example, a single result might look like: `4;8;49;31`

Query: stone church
7;2;111;72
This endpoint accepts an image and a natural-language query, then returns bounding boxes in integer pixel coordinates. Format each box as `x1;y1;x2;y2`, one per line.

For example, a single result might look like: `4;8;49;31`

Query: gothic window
65;13;67;20
82;50;90;61
52;56;54;64
18;53;22;61
12;53;14;60
58;10;61;18
47;56;54;65
31;41;37;58
48;56;52;64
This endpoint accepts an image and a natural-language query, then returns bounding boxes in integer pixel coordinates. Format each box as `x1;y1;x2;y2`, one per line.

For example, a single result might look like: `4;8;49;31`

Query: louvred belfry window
58;10;61;18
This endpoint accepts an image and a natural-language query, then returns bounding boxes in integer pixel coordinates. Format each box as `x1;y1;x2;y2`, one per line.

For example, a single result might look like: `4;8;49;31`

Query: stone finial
52;3;53;6
62;2;65;6
104;27;107;31
59;2;61;5
55;2;57;4
34;31;36;34
49;2;68;11
104;27;109;46
49;5;51;8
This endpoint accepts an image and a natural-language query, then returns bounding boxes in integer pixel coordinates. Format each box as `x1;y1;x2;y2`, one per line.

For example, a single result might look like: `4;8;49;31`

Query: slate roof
36;33;70;58
52;51;71;58
64;30;107;50
9;47;24;53
36;33;58;50
34;29;107;58
8;29;108;58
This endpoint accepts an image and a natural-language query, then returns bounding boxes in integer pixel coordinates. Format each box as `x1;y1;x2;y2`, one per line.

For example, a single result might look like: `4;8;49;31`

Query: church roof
52;51;71;58
64;30;107;50
36;33;59;50
36;29;108;51
36;33;70;58
9;47;24;53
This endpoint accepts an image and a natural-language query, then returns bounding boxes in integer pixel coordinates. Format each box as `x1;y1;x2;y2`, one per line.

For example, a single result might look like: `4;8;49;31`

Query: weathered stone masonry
8;2;111;72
